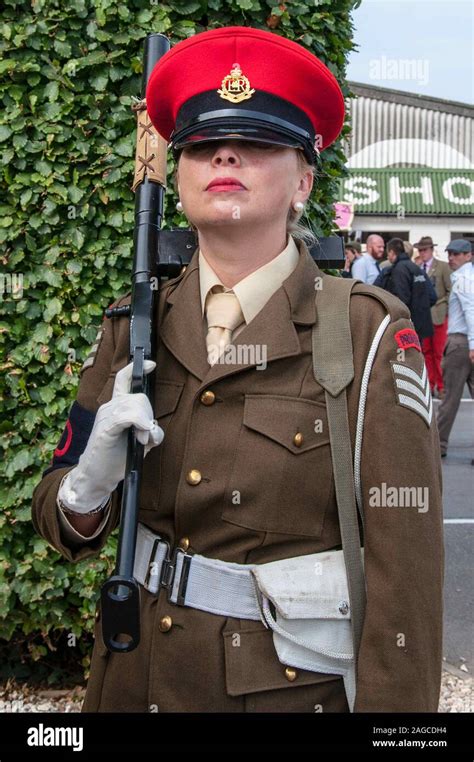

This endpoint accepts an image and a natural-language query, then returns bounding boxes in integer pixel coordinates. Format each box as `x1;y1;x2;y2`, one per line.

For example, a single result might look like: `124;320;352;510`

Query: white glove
57;360;164;514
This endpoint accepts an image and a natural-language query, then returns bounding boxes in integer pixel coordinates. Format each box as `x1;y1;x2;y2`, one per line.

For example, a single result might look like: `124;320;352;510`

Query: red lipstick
206;177;247;191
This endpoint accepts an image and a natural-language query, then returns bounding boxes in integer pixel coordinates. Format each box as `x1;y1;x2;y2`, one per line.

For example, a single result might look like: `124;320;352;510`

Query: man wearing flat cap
32;26;443;713
437;239;474;458
414;236;452;399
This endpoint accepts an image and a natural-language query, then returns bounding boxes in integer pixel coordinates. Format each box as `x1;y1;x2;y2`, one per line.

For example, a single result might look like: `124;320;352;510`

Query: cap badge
217;62;255;103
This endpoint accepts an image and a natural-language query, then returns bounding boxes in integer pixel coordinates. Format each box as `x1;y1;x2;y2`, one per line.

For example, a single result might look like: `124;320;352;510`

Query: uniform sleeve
353;312;444;712
56;471;113;545
31;295;130;563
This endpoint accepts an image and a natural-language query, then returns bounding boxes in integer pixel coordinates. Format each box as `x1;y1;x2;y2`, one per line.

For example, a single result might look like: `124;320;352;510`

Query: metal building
339;82;474;256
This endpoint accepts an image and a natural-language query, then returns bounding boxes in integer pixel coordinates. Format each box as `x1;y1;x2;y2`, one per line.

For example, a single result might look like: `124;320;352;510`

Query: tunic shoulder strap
312;274;359;395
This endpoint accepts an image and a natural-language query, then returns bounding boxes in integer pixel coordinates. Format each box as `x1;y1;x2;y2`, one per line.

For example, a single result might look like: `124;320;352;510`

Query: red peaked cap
146;26;345;163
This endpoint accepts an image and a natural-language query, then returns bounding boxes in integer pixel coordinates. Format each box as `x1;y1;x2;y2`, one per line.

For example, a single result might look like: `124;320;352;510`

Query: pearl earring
176;200;183;212
293;201;304;212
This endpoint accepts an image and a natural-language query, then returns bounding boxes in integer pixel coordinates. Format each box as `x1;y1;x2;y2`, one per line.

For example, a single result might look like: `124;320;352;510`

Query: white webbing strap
133;523;262;620
170;552;263;619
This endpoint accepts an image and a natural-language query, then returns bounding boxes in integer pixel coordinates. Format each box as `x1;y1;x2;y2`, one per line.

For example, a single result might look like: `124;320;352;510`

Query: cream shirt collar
199;235;300;325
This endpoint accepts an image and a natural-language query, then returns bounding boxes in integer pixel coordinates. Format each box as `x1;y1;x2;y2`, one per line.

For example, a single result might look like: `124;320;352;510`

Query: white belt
133;523;264;621
133;522;357;711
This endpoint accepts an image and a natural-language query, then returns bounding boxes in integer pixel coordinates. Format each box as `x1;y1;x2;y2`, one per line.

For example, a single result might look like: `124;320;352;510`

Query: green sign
339;169;474;215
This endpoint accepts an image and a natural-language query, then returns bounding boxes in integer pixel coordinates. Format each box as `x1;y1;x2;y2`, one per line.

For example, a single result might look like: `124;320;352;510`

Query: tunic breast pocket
221;395;332;537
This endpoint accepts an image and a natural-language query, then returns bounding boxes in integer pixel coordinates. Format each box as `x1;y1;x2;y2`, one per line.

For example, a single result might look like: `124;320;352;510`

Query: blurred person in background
374;237;435;342
341;242;361;278
437;240;474;459
414;237;452;399
351;234;385;284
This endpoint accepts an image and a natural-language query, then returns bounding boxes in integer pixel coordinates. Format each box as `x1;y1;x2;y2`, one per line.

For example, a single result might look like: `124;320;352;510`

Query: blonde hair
287;150;318;247
174;147;318;246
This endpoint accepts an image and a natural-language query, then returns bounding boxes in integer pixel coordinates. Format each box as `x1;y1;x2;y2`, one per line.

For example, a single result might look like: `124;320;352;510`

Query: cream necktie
205;288;245;366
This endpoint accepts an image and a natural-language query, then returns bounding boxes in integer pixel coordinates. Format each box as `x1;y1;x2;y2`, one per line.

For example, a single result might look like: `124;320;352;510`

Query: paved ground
435;397;473;676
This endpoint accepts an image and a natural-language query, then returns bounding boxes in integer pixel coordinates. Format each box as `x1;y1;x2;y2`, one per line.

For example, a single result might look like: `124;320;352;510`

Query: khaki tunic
428;259;452;325
31;240;444;712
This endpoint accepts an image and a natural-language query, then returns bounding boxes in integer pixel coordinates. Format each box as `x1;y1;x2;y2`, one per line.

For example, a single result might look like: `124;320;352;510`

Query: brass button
178;536;190;551
285;667;298;682
186;469;202;485
200;390;216;406
159;615;173;632
293;432;304;447
95;608;100;622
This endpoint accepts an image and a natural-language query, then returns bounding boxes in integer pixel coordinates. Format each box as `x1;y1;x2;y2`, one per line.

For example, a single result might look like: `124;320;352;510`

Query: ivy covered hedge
0;0;358;682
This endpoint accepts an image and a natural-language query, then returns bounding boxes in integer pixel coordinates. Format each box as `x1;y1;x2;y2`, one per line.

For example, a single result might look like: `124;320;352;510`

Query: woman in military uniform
32;26;443;713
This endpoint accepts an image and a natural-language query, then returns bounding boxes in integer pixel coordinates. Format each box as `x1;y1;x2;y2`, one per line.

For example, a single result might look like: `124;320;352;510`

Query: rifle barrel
101;33;170;653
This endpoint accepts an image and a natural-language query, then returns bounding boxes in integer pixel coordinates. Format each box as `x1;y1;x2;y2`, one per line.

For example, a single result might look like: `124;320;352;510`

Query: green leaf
34;160;52;176
68;186;84;204
54;39;71;57
44;81;59;102
115;137;133;157
0;60;15;75
43;298;62;322
37;386;56;403
70;228;85;249
6;449;33;475
20;189;33;207
0;125;12;142
108;212;123;228
13;133;27;149
90;74;108;91
31;323;53;343
66;260;83;274
2;148;14;165
173;2;203;14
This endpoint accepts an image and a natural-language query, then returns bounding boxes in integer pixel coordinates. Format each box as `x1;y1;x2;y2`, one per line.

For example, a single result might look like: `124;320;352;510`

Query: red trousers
422;319;448;392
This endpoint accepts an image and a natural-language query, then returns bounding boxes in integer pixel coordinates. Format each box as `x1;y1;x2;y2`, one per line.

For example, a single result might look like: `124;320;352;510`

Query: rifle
100;33;170;653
